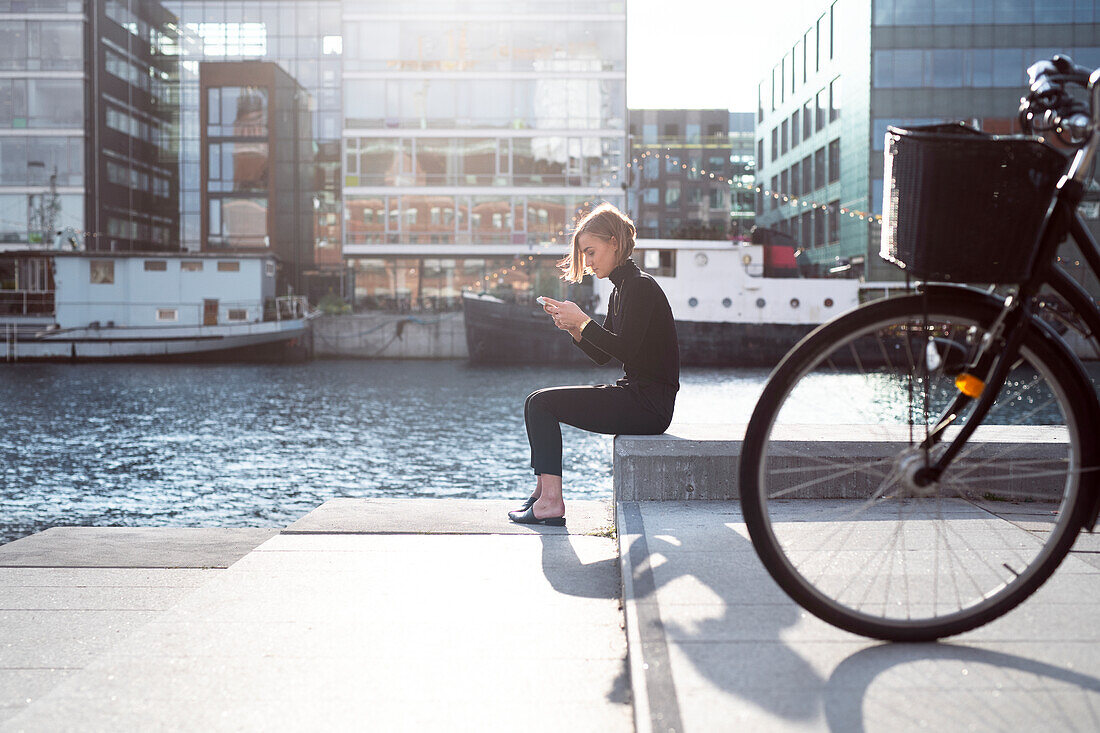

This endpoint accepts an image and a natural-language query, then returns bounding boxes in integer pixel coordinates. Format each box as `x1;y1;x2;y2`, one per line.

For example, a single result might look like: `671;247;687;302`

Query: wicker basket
880;123;1067;283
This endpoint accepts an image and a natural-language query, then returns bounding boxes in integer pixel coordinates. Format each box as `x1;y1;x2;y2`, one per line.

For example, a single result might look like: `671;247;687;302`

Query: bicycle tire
739;290;1097;642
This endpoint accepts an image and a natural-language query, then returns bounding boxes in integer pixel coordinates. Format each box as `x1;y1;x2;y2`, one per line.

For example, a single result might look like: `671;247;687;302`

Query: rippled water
8;358;1090;545
0;360;770;544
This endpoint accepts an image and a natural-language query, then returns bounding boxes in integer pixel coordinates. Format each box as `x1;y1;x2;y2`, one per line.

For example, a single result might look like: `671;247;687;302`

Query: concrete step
614;423;1069;501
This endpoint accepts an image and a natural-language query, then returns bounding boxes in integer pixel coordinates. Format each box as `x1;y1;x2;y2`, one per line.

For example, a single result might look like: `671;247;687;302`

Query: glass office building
341;0;627;309
0;0;179;252
627;109;738;240
0;1;87;249
755;0;1100;279
163;0;343;293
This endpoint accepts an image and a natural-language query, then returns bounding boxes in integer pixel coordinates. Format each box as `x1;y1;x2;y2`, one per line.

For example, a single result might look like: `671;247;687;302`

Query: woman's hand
540;297;589;341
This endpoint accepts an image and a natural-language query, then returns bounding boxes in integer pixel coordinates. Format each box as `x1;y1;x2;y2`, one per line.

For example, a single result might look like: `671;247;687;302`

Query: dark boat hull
463;294;821;367
462;296;592;364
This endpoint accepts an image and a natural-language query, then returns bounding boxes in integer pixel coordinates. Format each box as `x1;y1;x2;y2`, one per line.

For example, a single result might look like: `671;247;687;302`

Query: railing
271;296;319;321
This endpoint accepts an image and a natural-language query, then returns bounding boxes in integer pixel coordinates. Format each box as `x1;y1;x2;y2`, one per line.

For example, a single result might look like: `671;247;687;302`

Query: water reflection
0;361;766;543
4;360;1091;544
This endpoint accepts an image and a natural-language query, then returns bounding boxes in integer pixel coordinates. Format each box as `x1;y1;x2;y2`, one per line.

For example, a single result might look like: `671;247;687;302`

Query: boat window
227;308;248;321
181;261;203;272
217;261;240;272
144;260;167;271
638;249;676;278
90;260;114;284
156;308;178;321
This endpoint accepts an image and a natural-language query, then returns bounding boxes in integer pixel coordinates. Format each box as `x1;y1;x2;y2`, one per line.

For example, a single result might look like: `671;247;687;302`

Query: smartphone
536;296;550;306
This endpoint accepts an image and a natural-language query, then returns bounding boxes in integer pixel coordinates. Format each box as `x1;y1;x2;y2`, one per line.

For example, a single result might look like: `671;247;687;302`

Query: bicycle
737;55;1100;642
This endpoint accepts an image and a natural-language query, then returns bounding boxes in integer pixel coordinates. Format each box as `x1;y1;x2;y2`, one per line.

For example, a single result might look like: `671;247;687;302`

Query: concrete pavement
618;500;1100;732
4;497;1100;731
0;500;629;732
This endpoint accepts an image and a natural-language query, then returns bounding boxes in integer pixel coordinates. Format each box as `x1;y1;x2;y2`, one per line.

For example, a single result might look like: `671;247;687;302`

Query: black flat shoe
508;506;566;526
512;494;538;514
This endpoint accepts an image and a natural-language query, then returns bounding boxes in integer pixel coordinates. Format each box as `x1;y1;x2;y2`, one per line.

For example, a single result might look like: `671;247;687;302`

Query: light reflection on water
3;360;1093;545
0;361;769;544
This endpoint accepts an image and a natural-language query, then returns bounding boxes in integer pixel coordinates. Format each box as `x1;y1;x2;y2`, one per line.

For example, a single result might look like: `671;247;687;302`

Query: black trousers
524;383;673;476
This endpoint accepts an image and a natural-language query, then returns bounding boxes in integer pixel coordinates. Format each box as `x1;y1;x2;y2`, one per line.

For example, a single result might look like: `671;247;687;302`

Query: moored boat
463;238;902;367
1;250;316;362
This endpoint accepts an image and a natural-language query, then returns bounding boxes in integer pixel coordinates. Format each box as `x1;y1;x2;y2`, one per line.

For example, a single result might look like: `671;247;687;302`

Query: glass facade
95;0;180;252
163;0;342;273
627;110;743;240
343;1;627;311
0;4;84;248
874;0;1094;25
756;0;1100;279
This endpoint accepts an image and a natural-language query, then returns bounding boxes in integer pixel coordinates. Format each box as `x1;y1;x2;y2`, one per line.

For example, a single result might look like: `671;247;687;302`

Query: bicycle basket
880;123;1067;283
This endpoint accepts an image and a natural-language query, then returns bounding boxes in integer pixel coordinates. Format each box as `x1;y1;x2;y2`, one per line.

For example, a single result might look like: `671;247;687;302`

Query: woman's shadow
535;504;825;722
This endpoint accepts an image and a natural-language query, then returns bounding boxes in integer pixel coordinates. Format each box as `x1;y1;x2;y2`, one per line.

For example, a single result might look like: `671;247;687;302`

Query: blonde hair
558;203;637;283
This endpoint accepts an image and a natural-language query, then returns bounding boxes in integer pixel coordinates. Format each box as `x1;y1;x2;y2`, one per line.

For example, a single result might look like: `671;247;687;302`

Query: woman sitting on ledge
509;203;680;526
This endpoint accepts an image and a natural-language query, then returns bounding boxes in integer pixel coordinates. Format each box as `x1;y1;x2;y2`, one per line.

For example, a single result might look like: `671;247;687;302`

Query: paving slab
618;500;1100;733
285;497;614;536
0;527;279;568
5;499;631;732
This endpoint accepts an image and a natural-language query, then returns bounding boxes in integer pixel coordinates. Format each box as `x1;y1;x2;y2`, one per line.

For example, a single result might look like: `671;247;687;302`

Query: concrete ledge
0;528;279;568
285;498;614;536
614;423;1069;501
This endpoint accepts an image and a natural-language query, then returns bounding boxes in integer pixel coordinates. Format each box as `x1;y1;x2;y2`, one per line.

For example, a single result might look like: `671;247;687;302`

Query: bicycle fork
912;294;1030;487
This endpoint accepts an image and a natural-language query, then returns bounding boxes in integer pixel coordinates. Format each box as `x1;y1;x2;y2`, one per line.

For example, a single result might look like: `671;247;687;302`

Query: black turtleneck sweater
573;259;680;403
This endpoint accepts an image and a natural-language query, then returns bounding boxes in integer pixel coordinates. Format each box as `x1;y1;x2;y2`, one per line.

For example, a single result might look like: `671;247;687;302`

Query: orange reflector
955;373;985;398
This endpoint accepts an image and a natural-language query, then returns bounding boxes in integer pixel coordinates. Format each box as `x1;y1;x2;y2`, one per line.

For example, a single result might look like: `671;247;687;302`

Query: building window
709;189;723;209
770;176;778;210
780;169;788;197
665;182;681;207
771;127;778;161
181;261;203;272
265;262;275;277
144;260;167;271
801;210;814;247
828;139;840;183
814;148;826;189
791;110;801;147
227;308;248;321
829;77;842;122
828;200;840;244
639;249;675;277
217;261;240;272
802;154;813;193
816;89;826;131
814;207;825;247
829;2;836;60
802;101;813;139
791;161;801;196
781;119;789;155
757;139;765;171
757;83;764;123
156;308;178;321
90;260;114;284
815;15;824;71
642;187;659;204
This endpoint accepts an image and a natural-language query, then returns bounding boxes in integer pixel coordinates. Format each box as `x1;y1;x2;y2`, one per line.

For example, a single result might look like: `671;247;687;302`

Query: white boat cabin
0;251;278;329
596;239;864;326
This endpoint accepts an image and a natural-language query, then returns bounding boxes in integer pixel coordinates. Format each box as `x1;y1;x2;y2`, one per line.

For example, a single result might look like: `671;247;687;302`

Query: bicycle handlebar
1020;54;1092;145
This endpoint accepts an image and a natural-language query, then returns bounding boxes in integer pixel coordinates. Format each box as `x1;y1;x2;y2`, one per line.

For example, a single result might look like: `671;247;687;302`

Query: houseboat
1;251;314;362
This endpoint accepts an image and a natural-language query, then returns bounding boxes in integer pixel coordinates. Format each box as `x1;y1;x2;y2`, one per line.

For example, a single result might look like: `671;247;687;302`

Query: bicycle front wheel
739;291;1094;641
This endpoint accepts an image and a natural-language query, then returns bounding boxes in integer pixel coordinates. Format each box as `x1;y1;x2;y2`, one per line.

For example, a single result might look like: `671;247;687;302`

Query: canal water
1;360;770;544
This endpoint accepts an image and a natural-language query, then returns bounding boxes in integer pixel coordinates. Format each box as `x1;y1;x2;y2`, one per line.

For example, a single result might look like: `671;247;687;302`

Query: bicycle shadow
824;643;1100;732
624;503;827;723
625;502;1100;729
